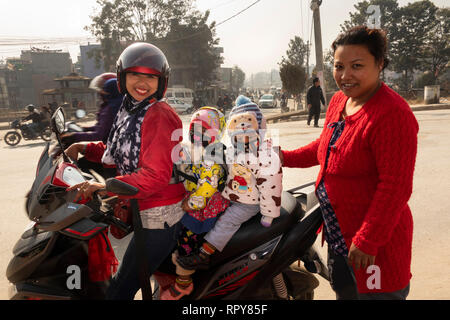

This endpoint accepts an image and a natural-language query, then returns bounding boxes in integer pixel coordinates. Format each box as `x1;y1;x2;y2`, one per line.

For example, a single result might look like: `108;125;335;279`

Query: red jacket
85;101;186;210
282;83;418;293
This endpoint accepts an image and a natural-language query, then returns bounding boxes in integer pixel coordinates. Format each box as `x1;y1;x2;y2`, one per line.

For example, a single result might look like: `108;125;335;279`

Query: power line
215;0;262;27
165;0;262;42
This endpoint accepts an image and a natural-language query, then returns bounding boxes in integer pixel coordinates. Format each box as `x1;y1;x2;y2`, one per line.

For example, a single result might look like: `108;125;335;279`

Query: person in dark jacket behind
60;73;123;146
60;74;123;178
306;77;326;127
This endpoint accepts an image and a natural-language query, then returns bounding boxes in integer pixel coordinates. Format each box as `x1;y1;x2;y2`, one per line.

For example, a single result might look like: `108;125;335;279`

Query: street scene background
0;0;449;300
0;106;449;299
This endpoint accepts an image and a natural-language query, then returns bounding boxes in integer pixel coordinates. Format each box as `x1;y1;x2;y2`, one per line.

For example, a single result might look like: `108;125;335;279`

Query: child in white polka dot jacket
176;95;283;270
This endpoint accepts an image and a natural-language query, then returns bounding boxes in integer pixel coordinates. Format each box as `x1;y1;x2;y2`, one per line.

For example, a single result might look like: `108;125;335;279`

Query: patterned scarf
102;95;155;175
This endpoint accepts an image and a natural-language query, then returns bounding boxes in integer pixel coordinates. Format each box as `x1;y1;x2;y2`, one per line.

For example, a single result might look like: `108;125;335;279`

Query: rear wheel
282;265;319;300
248;266;318;300
4;131;21;146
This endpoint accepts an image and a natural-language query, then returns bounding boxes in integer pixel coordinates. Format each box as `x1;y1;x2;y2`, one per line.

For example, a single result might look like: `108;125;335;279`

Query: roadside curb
266;103;450;124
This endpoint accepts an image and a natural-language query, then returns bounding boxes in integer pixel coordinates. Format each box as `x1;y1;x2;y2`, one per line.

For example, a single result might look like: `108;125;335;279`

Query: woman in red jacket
281;26;418;299
66;43;186;299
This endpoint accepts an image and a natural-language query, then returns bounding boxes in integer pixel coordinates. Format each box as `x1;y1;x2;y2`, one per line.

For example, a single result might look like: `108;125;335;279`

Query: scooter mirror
51;107;66;134
75;109;86;119
105;178;139;196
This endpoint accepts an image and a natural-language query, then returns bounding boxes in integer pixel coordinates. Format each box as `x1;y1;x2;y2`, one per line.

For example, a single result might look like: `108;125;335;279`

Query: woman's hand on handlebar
66;143;87;162
67;181;106;202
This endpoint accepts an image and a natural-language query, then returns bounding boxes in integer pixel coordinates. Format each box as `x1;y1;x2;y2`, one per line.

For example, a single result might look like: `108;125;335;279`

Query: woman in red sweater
281;26;418;299
66;43;186;299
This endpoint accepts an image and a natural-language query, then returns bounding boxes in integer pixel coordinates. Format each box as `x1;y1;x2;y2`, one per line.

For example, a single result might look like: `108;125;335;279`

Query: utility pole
305;40;310;81
310;0;327;109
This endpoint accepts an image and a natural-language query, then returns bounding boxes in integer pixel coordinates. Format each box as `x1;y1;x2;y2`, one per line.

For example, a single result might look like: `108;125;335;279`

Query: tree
340;0;401;34
279;62;306;100
278;36;308;99
85;0;222;87
390;1;438;90
231;65;245;94
283;36;309;67
418;7;450;84
323;50;339;92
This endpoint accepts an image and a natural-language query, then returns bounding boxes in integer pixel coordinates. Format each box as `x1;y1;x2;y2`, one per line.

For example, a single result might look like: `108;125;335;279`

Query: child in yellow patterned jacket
160;106;230;300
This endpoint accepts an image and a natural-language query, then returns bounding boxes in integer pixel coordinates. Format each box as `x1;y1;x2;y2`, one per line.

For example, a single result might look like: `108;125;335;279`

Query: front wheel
40;127;52;141
4;131;21;146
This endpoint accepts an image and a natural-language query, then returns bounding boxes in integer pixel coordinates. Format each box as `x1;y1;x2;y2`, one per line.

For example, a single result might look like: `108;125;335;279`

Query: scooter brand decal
218;262;249;286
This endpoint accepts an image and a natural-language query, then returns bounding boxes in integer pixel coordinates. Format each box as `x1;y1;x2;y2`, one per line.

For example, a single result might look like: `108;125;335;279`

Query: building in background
41;73;96;117
0;48;72;109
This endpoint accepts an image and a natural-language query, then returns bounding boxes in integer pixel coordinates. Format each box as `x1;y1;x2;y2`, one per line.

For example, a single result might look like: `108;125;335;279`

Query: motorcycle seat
211;191;303;266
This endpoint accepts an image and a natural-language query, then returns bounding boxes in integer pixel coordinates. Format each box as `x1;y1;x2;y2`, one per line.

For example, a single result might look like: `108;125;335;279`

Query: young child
160;106;230;300
176;95;283;270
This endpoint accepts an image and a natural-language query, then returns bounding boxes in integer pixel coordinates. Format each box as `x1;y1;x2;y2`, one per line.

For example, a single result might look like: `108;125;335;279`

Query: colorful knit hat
228;95;267;141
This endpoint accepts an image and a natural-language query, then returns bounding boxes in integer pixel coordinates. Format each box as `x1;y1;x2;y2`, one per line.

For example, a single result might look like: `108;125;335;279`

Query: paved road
0;109;449;300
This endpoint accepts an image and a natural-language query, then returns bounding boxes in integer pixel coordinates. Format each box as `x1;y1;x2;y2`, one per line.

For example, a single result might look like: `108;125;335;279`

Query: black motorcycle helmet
26;104;35;112
116;42;170;100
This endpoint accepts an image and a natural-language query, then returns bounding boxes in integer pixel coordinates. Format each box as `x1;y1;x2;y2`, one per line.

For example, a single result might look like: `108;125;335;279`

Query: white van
165;87;194;105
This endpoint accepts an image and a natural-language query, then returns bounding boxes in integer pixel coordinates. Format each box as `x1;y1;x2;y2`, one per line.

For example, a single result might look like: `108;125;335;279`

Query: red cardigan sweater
282;83;418;293
85;101;186;210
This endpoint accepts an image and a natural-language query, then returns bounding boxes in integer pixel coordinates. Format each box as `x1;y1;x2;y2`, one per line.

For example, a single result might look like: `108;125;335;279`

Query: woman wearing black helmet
66;42;186;300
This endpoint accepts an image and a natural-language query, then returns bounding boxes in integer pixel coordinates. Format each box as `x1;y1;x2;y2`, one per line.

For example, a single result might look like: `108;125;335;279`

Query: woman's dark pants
106;222;181;300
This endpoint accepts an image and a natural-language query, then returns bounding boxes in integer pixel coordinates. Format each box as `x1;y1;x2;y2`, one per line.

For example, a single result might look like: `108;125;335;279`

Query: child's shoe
176;252;210;270
160;282;194;300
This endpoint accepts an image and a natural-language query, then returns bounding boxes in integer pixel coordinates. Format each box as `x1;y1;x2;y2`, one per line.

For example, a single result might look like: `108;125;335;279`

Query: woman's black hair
331;25;390;70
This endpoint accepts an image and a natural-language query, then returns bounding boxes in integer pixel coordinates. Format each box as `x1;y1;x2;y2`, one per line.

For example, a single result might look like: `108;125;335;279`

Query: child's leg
176;203;259;270
160;252;195;300
204;202;260;252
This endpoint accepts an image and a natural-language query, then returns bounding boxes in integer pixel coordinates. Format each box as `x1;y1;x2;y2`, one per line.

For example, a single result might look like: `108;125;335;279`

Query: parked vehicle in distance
165;97;194;114
165;87;194;105
259;94;277;108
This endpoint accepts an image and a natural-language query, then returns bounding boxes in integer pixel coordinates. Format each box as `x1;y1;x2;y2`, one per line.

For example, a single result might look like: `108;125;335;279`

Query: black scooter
6;107;329;300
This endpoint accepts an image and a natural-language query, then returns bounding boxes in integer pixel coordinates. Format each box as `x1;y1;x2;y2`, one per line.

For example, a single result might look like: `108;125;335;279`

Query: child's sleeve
255;142;283;219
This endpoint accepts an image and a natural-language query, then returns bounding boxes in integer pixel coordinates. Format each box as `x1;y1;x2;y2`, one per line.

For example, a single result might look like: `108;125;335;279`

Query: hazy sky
0;0;448;76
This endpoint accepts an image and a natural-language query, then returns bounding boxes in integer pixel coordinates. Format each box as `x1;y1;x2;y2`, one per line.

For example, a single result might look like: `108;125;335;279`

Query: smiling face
125;72;159;101
333;44;383;104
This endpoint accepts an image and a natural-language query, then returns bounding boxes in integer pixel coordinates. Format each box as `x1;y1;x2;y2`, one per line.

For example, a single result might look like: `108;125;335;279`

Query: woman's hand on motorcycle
67;181;107;202
65;143;87;161
60;132;75;145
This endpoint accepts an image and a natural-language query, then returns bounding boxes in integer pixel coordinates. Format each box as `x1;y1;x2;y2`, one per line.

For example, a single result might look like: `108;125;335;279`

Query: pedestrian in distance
65;42;186;300
216;95;224;113
307;77;326;127
280;26;418;300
